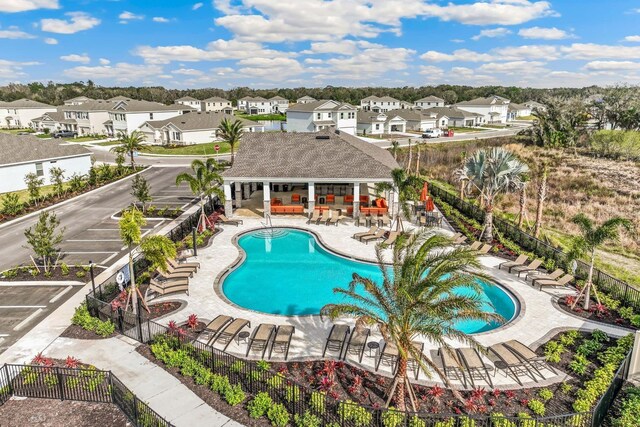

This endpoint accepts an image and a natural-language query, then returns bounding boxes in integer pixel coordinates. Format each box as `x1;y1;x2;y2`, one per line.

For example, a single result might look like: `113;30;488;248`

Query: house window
375;124;380;130
35;162;44;177
340;113;344;119
316;113;321;120
149;113;154;119
172;132;181;141
441;120;446;126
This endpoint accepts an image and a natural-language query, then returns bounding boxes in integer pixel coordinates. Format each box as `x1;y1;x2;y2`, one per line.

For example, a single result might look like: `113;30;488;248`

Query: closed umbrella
419;182;428;202
425;197;435;212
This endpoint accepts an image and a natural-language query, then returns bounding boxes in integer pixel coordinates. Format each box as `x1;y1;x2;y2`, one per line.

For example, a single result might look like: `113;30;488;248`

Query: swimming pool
221;228;518;334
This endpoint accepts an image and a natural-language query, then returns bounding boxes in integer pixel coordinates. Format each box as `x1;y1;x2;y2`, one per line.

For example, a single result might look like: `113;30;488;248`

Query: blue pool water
222;229;517;333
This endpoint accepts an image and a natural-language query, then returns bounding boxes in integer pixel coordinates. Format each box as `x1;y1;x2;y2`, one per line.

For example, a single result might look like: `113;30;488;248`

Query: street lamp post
192;227;198;257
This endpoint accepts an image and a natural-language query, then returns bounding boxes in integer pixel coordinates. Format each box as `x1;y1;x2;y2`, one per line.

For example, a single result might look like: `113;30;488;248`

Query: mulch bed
0;398;131;427
0;266;99;282
59;324;117;340
148;301;183;319
557;296;638;330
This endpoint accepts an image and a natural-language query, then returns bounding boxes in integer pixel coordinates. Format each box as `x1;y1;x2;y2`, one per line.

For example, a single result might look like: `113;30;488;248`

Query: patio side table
367;341;380;358
236;331;250;345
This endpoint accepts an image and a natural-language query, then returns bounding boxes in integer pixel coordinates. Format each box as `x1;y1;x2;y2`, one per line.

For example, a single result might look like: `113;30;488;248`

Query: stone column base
308;200;315;214
234;188;242;208
224;200;233;216
353;201;360;218
263;200;271;218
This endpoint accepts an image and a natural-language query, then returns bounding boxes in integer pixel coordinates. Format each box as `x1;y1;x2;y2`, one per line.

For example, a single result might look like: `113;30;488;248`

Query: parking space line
13;308;44;331
49;285;74;303
102;253;119;264
0;305;47;309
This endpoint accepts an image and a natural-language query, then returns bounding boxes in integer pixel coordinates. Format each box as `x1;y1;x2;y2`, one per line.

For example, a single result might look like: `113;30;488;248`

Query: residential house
360;96;407;112
296;96;317;104
414;96;445;109
31;111;66;133
507;103;532;120
524;100;546;113
0;133;91;193
237;96;289;114
0;99;57;129
138;111;264;145
356;111;407;135
202;97;233;113
387;109;437;131
107;99;194;136
422;107;484;128
269;96;289;113
59;99;117;135
175;96;203;111
455;95;510;124
64;96;93;106
286;100;357;134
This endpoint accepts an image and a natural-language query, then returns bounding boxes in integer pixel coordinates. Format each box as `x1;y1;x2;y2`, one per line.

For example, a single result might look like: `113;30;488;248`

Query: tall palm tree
533;165;547;238
456;147;529;243
390;140;400;160
176;158;225;232
217;118;244;164
375;168;423;225
119;208;146;314
321;232;501;411
568;214;632;310
111;131;148;168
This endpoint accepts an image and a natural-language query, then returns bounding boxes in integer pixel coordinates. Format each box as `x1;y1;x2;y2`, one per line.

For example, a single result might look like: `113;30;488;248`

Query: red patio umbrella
419;182;428;202
425;197;435;212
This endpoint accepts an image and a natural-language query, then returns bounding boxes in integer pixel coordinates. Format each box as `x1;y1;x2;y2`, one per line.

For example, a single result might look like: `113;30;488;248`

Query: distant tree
1;193;23;216
24;172;44;206
49;166;65;196
23;211;65;273
110;131;147;167
217;118;244;164
131;174;152;213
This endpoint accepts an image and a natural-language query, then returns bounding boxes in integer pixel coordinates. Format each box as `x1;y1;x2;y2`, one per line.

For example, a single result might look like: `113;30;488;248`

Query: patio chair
167;257;199;271
319;209;331;225
380;231;399;247
438;347;467;388
453;235;468;244
307;210;320;224
148;277;189;297
322;324;350;358
269;325;295;360
526;268;563;284
327;210;340;226
344;328;370;363
203;315;234;345
535;274;574;290
407;342;425;380
217;214;243;226
498;255;528;271
213;318;251;351
456;348;494;388
326;194;335;204
246;323;276;358
378;214;391;228
361;228;386;244
487;343;538;386
503;340;556;376
291;193;301;204
376;341;399;373
451;232;463;240
468;241;482;251
353;226;377;241
478;244;493;255
510;259;543;276
156;268;192;280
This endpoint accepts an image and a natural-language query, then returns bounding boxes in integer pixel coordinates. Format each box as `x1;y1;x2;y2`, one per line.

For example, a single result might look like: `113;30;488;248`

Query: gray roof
386;109;436;122
456;96;509;106
0;98;55;109
297;96;316;101
108;96;130;101
61;99;116;111
223;129;399;180
287;100;356;113
416;96;444;103
33;111;65;122
508;103;528;111
361;95;400;103
111;100;195;113
422;107;480;120
0;133;91;166
64;96;93;102
176;96;200;102
269;96;287;101
144;112;259;132
239;96;268;102
203;96;230;103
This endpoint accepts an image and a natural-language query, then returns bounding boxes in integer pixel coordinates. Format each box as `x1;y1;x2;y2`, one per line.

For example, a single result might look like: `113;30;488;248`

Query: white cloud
0;0;58;13
303;40;359;55
561;43;640;60
316;46;415;80
518;26;573;40
236;57;304;79
64;62;164;83
152;17;170;23
419;65;444;79
421;44;559;62
40;12;101;34
99;58;110;65
43;37;58;44
60;54;91;63
213;0;242;14
478;60;547;74
583;61;640;71
192;2;203;10
119;11;144;24
157;74;174;79
304;58;324;65
420;0;556;26
171;68;204;76
0;59;40;79
471;27;511;41
211;66;235;76
624;36;640;43
0;27;35;39
421;48;494;62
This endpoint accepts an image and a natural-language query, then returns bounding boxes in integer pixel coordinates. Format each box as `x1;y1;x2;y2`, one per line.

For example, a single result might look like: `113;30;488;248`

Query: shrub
309;391;326;414
528;399;545;416
94;320;115;337
517;413;536;427
490;412;515;427
408;416;427;427
294;410;321;427
71;303;115;337
1;193;23;216
577;339;602;357
248;392;273;419
60;263;69;275
543;340;565;363
559;330;580;346
337;401;372;427
590;329;610;343
459;417;476;427
630;315;640;328
256;359;271;371
267;373;285;389
210;374;231;395
612;387;640;427
381;407;405;427
224;384;245;406
285;384;301;403
560;383;573;394
230;360;244;373
618;307;634;320
569;354;590;376
538;388;553;402
267;403;290;427
434;419;455;427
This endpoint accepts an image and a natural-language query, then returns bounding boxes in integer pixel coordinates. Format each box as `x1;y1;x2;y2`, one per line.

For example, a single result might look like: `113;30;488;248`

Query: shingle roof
297;96;316;101
33;111;65;122
287;100;356;113
269;96;287;101
357;111;386;122
223;129;398;180
61;99;115;111
203;96;230;103
176;96;200;102
64;96;93;102
144;112;259;131
111;100;194;113
385;109;436;122
0;133;91;166
422;107;479;119
456;96;510;106
508;103;527;111
416;96;444;103
361;95;400;103
108;96;130;101
0;98;55;108
239;96;268;102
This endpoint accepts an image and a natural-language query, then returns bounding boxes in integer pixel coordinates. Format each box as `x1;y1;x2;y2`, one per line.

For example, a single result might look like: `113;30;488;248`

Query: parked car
421;128;443;138
52;130;78;139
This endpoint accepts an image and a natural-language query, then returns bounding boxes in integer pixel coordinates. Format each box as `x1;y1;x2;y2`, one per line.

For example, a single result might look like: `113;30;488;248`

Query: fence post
137;298;144;342
56;367;65;401
2;364;12;396
117;307;125;334
133;394;139;424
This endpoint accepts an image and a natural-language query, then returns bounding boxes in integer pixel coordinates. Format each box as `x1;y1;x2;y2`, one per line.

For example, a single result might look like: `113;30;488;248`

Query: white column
308;182;315;213
263;181;271;218
391;189;400;219
223;181;233;216
242;183;250;199
234;182;242;209
353;183;360;218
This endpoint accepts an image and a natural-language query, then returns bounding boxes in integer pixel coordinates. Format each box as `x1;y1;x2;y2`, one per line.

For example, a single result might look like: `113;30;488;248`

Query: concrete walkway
44;335;242;427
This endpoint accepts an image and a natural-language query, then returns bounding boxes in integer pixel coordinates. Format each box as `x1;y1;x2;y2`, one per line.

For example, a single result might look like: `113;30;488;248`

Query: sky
1;0;640;89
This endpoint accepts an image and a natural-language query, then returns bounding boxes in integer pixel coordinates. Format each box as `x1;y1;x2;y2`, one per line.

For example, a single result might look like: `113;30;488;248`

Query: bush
1;193;24;216
434;419;455;427
458;417;476;427
223;384;245;406
528;399;545;416
538;388;553;402
577;339;603;357
285;384;300;403
569;354;590;376
560;383;573;394
71;304;115;337
248;392;273;419
60;263;69;275
544;340;565;363
294;410;321;427
490;412;515;427
309;391;326;414
210;374;231;395
381;407;405;427
613;387;640;427
517;413;536;427
591;329;610;343
408;416;427;427
337;401;372;427
559;330;580;346
267;403;290;427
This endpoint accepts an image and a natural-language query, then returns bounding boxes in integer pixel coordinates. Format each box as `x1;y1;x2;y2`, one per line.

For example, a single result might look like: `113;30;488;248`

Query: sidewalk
44;336;242;427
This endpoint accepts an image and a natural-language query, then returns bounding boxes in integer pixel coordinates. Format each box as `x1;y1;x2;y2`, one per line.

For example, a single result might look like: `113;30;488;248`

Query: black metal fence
591;350;632;427
0;363;172;427
430;183;640;311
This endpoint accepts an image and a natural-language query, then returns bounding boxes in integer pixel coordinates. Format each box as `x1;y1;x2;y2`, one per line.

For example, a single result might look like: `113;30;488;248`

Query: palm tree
568;214;632;310
110;131;148;168
217;118;244;164
456;147;529;243
176;158;225;232
375;168;423;225
390;140;400;160
533;165;547;238
321;232;501;411
119;208;146;314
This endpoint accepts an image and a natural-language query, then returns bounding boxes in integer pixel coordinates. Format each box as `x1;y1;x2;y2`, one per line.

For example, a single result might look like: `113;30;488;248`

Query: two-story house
455;95;510;124
237;96;289;114
360;96;406;112
63;96;93;106
202;97;233;114
356;111;407;135
414;96;445;110
286;100;357;134
107;100;195;136
175;96;203;111
59;99;116;135
296;96;317;104
0;99;57;129
422;107;484;128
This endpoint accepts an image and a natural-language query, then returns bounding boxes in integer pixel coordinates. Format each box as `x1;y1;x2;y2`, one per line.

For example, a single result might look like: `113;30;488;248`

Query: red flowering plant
186;313;199;330
64;356;81;369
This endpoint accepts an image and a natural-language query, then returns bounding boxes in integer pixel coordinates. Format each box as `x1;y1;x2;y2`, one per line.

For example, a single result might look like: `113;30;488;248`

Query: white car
421;128;443;138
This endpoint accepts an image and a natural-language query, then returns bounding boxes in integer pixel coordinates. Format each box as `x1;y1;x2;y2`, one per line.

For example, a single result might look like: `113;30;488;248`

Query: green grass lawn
143;142;232;156
0;128;33;135
95;140;122;146
448;127;487;133
235;113;285;121
1;182;71;204
64;136;106;143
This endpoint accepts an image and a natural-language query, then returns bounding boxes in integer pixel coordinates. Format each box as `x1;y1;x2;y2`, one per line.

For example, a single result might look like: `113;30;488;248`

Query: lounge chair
307;210;320;224
319;209;331;225
344;328;370;363
246;324;276;358
468;241;482;251
510;259;543;276
218;214;243;226
322;324;350;358
456;348;494;388
203;315;233;345
167;258;199;271
148;277;189;297
327;210;340;226
214;318;251;351
499;255;528;271
487;343;538;386
503;340;556;376
378;214;391;228
407;342;425;380
438;347;467;388
478;244;493;254
269;325;295;360
526;268;563;284
453;235;468;244
361;229;386;244
451;232;462;240
353;226;377;240
534;274;574;290
380;231;399;247
376;341;399;373
156;268;192;280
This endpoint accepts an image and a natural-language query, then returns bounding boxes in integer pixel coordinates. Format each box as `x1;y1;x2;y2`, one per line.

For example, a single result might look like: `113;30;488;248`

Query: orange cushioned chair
291;194;300;204
326;194;335;204
344;195;354;203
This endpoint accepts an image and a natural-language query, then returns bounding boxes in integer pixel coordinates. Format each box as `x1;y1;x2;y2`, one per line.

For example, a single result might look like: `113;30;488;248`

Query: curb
0;167;150;231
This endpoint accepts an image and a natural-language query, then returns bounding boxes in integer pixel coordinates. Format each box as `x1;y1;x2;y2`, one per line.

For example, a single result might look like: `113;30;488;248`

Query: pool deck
151;215;633;390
